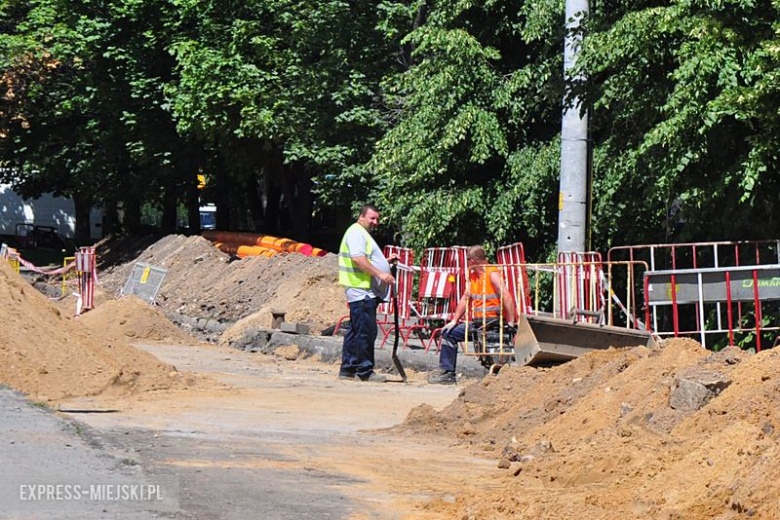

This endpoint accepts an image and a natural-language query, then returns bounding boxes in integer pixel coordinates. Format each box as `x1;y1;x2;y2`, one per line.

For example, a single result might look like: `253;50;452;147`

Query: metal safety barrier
378;246;416;348
462;260;652;368
610;241;780;330
61;256;76;296
557;251;605;323
498;243;533;317
644;264;780;350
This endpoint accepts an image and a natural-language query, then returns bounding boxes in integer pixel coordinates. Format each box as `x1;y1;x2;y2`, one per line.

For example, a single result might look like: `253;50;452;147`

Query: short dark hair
467;245;488;261
359;204;379;217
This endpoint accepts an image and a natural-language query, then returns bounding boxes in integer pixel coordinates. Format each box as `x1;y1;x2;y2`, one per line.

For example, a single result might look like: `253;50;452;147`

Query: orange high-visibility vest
469;265;502;319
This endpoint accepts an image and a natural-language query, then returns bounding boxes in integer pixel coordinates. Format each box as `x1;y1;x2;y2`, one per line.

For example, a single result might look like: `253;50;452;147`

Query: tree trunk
292;170;313;241
214;158;231;230
123;195;142;234
265;180;281;235
246;171;264;232
403;4;428;68
186;178;201;235
161;184;178;234
264;151;283;235
73;192;92;244
102;199;119;236
279;162;312;241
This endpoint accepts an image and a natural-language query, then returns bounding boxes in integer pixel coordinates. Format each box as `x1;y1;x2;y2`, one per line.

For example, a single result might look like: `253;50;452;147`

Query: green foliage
166;0;395;209
578;0;780;249
3;0;780;255
488;139;560;253
0;0;196;234
371;0;564;254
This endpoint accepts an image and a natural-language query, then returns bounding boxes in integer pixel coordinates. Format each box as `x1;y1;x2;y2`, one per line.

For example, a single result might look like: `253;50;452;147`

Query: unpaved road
53;343;497;519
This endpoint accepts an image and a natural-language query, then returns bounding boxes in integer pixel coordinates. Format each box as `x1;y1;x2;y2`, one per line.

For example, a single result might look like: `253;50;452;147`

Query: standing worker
338;204;396;382
428;245;516;384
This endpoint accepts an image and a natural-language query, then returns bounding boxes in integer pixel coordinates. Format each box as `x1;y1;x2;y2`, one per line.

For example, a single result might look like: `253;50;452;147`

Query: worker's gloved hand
506;322;518;335
442;320;458;334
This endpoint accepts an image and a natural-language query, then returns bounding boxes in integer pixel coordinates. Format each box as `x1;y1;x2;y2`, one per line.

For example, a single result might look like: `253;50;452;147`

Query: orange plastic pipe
236;245;277;258
203;231;258;247
204;231;326;256
215;242;241;256
291;242;314;256
215;242;275;257
257;236;297;253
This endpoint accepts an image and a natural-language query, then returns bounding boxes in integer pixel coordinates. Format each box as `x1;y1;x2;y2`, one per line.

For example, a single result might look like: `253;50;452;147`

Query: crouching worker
337;204;396;382
427;245;516;385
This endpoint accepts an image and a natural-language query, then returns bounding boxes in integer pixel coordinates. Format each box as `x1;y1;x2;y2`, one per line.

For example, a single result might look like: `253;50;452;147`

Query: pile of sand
98;234;344;332
78;296;199;345
404;339;780;518
0;260;185;401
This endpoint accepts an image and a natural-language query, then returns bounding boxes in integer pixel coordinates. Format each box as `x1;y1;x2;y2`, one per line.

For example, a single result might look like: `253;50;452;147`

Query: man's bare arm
490;271;516;323
450;293;469;323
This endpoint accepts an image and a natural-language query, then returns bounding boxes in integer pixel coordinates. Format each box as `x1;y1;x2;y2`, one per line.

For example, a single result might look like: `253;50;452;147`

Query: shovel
389;259;407;383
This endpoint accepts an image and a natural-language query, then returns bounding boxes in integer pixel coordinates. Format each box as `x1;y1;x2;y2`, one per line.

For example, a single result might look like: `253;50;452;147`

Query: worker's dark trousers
340;297;380;378
439;323;467;373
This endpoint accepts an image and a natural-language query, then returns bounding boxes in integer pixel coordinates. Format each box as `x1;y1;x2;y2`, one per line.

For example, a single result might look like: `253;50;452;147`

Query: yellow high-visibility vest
338;223;373;288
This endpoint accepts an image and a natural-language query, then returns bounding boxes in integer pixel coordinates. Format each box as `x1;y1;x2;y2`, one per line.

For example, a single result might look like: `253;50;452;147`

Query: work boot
427;370;456;385
338;373;355;381
359;372;387;383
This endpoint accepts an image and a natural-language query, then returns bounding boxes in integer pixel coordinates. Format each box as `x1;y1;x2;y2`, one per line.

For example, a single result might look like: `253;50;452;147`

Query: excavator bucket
513;314;657;366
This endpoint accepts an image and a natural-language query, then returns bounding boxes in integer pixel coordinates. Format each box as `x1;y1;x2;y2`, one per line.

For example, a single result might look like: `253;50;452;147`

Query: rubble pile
98;234;344;333
403;338;780;518
0;260;187;401
78;295;200;345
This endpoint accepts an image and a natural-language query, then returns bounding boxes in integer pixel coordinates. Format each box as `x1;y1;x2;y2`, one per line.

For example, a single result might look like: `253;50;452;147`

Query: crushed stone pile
0;260;186;402
98;234;344;333
78;296;199;345
403;339;780;519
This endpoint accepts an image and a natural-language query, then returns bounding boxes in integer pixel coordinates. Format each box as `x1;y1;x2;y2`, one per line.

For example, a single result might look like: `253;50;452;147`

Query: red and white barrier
419;270;456;299
2;244;76;275
75;247;97;314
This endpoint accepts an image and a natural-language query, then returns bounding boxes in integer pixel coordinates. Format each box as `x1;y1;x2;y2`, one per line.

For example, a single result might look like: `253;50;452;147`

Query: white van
0;184;103;239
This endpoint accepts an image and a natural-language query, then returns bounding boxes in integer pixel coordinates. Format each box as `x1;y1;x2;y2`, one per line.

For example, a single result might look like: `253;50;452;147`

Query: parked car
13;223;75;253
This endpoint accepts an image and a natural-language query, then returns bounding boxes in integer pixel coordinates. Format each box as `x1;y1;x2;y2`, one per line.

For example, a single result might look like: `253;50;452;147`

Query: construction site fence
62;256;76;296
557;252;604;322
608;240;780;328
644;263;780;352
608;239;780;271
490;261;647;326
368;245;649;355
458;259;648;362
373;243;535;351
1;243;96;314
609;239;780;352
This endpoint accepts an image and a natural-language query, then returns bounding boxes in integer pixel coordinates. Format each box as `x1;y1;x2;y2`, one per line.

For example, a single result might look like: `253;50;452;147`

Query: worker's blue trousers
438;323;467;373
340;297;380;379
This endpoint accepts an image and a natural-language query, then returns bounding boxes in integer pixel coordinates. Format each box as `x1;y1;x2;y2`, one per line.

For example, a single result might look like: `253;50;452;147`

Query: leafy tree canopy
2;0;780;253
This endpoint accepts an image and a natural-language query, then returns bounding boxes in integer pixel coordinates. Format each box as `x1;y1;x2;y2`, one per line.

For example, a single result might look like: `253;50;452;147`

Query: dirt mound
78;296;198;345
95;233;163;271
0;260;186;402
404;339;780;518
99;234;343;332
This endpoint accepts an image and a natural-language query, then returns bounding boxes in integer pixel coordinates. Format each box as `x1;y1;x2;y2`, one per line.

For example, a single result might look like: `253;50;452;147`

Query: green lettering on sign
742;277;780;289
